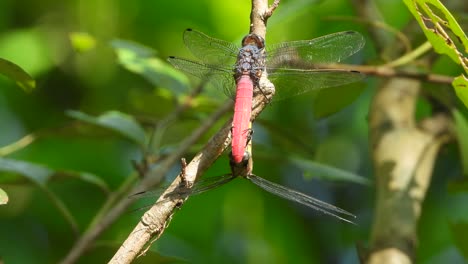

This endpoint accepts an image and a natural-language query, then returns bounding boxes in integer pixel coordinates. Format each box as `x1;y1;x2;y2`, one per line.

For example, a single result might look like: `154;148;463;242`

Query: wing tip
344;30;365;46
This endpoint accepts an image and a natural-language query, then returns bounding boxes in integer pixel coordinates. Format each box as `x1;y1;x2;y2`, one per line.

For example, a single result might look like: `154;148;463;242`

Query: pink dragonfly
168;28;364;167
167;29;364;222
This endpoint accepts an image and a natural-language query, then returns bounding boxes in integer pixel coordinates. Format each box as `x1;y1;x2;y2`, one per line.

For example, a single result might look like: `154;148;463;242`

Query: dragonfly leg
245;128;254;146
255;85;273;104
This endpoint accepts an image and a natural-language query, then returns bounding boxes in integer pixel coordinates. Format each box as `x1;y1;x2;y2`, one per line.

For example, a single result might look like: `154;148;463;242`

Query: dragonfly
168;28;365;167
166;29;365;223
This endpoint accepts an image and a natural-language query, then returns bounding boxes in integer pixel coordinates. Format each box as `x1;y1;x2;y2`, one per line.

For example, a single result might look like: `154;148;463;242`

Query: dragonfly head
242;34;265;50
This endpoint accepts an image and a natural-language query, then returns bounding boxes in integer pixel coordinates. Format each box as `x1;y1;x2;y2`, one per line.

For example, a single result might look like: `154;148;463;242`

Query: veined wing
266;31;365;67
168;56;236;98
267;68;364;101
183;28;239;66
189;174;237;195
247;174;355;223
131;174;237;201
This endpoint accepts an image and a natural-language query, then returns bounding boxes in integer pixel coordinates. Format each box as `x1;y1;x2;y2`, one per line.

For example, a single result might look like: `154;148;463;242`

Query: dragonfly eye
242;34;265;49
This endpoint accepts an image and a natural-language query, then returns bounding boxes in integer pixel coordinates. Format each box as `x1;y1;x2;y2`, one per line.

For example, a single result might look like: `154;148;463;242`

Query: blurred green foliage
0;0;466;263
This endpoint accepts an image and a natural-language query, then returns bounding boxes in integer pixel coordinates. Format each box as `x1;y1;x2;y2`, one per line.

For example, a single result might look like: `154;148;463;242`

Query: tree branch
109;93;272;264
60;101;232;264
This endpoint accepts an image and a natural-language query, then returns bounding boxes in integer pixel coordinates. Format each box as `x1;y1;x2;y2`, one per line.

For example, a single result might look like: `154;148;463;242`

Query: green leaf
0;188;8;205
0;29;54;78
69;32;97;53
0;156;110;192
454;75;468;109
110;39;189;95
57;171;110;193
0;158;53;186
0;157;109;193
288;156;370;185
0;158;54;186
0;57;35;92
67;110;147;147
0;158;79;231
313;83;365;118
402;0;468;71
111;39;156;57
453;109;468;176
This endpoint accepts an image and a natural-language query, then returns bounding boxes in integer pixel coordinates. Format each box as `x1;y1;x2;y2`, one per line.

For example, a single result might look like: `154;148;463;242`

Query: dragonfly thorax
235;34;266;85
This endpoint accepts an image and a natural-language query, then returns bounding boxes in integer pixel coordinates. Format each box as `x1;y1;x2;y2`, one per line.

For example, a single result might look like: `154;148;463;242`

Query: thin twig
383;42;433;68
0;133;37;156
351;0;389;53
41;186;80;236
147;82;205;152
324;15;412;54
265;0;280;19
86;172;139;231
319;63;454;84
180;158;188;185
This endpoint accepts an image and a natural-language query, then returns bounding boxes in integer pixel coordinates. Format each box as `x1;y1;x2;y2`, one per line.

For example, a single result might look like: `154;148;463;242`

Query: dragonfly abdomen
231;75;254;164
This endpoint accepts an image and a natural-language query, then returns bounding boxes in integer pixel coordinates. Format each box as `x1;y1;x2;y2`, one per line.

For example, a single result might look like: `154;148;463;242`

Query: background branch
352;0;456;262
367;78;453;264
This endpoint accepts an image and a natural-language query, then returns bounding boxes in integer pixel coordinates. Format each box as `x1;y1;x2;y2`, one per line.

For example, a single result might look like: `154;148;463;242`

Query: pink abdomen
231;75;254;164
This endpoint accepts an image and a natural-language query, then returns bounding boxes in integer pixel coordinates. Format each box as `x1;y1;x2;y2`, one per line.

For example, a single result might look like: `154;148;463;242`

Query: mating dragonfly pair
166;28;365;223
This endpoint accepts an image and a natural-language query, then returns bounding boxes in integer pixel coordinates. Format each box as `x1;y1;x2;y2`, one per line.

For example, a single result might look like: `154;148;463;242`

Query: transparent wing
190;174;237;195
129;175;237;213
183;28;239;66
266;31;365;67
247;174;355;224
131;174;236;201
168;56;237;98
267;69;365;101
